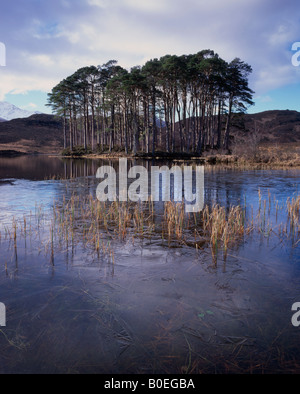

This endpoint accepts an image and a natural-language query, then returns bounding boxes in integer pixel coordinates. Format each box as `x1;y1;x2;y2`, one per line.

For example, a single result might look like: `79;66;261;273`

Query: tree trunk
63;112;67;149
216;99;222;149
69;109;73;151
223;96;233;151
152;89;157;155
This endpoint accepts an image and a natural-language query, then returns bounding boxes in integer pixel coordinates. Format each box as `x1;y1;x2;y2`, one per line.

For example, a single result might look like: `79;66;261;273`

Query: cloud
87;0;170;13
122;0;170;13
254;95;273;103
21;102;38;109
1;0;300;106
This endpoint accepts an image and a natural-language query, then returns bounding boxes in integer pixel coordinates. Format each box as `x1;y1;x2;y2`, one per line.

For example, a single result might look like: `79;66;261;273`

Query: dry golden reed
1;191;299;266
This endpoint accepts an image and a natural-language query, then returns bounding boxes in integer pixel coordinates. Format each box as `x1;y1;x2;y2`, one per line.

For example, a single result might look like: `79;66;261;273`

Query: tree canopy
47;50;254;154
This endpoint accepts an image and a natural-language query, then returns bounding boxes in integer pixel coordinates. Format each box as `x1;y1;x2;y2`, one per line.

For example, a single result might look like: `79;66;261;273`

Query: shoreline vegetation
1;132;300;169
1;146;300;168
57;143;300;168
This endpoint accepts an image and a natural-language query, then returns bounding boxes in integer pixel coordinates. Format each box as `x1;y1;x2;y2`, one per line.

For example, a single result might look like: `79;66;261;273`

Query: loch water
0;155;299;374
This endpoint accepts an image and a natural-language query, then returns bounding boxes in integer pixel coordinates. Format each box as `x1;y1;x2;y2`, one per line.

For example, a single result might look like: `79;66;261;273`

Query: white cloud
254;95;273;103
252;62;299;95
122;0;169;13
87;0;169;12
86;0;109;7
0;70;57;101
1;0;300;111
30;54;56;67
21;102;38;109
59;29;81;44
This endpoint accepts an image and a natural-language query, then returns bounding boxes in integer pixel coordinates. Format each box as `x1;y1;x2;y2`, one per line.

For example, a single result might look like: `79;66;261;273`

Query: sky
1;0;300;115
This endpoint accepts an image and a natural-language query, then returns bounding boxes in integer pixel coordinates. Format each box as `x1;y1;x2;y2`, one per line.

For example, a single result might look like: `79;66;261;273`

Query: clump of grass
202;204;249;263
163;201;186;242
287;196;300;225
287;195;300;243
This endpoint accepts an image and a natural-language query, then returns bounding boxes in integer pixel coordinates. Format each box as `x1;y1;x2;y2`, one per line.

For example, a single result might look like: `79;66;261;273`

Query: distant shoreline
59;151;300;168
1;148;300;168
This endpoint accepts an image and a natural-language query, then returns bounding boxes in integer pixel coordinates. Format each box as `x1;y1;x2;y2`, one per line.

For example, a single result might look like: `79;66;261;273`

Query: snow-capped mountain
0;101;42;121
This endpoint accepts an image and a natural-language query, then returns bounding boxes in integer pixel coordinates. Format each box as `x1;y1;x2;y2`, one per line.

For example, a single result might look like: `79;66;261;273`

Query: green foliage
96;144;110;153
95;144;125;154
61;146;92;157
49;51;254;155
61;147;72;156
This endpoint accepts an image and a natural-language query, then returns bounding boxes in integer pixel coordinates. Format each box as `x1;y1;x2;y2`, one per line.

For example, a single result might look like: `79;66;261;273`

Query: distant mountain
0;117;7;122
0;113;63;154
0;109;299;156
231;109;300;144
0;101;42;121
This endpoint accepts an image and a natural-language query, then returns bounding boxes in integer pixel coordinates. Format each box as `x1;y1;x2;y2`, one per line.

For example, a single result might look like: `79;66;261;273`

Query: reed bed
1;191;299;267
